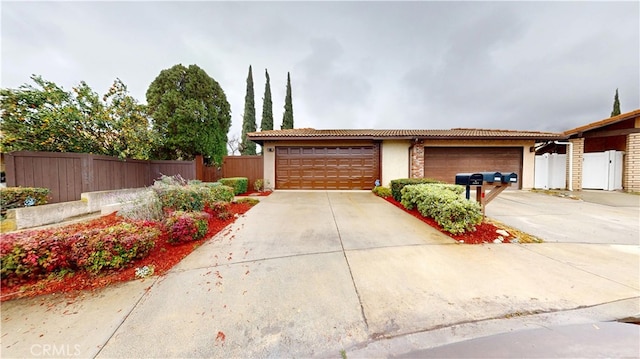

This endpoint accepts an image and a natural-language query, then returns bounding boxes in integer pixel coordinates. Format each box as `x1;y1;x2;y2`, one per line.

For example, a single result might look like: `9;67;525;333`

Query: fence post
5;153;16;187
195;154;204;181
81;153;95;193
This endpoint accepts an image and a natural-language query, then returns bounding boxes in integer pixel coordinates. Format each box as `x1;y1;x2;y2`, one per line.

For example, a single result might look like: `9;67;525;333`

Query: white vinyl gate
582;150;624;190
535;153;567;190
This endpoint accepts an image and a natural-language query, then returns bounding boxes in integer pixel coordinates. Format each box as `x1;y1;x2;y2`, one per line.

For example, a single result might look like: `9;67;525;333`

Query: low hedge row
372;186;392;198
0;187;50;217
219;177;248;195
152;181;234;212
390;178;442;201
400;183;482;235
0;220;160;282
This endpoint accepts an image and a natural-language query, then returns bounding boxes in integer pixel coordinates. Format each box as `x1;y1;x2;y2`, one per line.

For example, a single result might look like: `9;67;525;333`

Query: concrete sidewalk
2;191;639;358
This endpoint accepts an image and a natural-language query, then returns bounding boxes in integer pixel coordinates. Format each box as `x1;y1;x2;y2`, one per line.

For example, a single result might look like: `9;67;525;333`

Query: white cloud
1;1;638;138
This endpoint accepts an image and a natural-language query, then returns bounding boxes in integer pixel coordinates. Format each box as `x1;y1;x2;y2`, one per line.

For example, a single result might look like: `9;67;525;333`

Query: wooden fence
195;155;264;190
4;151;195;203
6;152;265;204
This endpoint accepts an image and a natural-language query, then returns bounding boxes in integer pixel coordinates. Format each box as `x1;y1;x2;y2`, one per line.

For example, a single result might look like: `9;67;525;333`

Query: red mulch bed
236;190;272;197
0;203;255;302
383;197;511;244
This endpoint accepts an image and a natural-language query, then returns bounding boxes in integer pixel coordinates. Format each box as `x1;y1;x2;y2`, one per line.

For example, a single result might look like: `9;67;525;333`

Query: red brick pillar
624;133;640;192
568;138;584;191
410;142;425;178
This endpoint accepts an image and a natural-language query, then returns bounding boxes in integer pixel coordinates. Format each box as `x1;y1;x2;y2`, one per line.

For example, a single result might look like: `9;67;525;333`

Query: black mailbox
479;172;502;183
501;172;518;183
455;173;484;186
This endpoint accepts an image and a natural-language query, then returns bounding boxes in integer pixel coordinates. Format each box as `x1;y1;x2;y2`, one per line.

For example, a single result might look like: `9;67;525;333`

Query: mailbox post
455;173;483;200
455;171;518;216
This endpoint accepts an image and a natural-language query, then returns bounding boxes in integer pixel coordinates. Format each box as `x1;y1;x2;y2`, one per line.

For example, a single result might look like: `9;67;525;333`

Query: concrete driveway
2;191;639;358
486;190;639;244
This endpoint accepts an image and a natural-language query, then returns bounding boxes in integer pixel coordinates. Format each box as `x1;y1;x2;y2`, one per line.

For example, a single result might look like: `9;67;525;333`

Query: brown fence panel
93;156;151;191
202;166;222;182
5;151;85;203
4;151;196;203
221;156;264;190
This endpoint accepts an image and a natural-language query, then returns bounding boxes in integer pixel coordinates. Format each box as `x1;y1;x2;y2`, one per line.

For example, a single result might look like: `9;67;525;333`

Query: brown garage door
424;147;523;188
276;146;379;189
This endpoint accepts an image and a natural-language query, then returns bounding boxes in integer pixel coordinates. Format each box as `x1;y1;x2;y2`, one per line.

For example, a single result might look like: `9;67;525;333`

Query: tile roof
247;128;565;142
563;108;640;136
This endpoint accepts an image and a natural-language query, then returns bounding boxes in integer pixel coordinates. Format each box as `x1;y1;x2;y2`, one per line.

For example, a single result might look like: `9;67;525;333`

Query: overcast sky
2;1;638;138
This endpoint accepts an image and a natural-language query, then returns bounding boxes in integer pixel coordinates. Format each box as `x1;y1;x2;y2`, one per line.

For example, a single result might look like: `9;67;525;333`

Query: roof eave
247;134;567;144
564;108;640;137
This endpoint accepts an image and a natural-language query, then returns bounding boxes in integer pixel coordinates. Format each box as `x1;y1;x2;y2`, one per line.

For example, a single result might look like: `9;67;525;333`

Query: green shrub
254;179;264;192
209;201;232;219
1;220;160;281
70;223;159;273
165;211;210;244
400;183;482;235
0;187;50;217
372;186;392;198
390;178;442;201
200;185;234;204
153;185;205;212
151;176;234;212
219;177;248;195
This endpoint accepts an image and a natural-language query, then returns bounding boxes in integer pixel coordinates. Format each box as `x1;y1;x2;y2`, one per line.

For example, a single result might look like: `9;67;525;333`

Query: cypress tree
610;88;621;117
281;72;294;129
241;65;257;155
260;69;273;131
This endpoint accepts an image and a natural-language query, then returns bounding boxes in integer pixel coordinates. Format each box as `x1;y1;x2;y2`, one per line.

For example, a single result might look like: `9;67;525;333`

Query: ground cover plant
0;176;259;302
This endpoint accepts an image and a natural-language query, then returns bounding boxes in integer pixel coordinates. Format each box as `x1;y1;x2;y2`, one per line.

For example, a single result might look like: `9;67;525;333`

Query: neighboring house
536;108;640;192
247;129;564;190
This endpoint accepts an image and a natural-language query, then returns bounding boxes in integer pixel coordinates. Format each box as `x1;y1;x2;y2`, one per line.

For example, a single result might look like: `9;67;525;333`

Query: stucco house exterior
247;129;564;190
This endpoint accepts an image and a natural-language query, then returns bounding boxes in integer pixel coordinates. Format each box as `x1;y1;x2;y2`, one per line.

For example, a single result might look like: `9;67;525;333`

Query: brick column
624;133;640;192
410;142;424;178
568;138;584;191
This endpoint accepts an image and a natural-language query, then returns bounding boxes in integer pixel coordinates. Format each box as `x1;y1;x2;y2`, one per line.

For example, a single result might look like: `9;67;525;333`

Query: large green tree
260;69;273;131
146;64;231;164
0;75;154;159
241;65;257;155
610;88;621;117
281;72;294;129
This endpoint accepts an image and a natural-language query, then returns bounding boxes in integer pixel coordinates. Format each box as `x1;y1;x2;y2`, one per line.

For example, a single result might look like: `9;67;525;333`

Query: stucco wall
381;140;410;186
262;141;276;190
414;139;537;189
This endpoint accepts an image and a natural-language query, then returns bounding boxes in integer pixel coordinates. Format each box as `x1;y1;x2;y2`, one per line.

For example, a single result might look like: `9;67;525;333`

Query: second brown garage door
424;147;523;188
276;146;379;190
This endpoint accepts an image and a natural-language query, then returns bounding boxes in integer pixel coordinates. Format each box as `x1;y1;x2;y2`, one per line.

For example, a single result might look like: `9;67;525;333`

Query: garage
424;147;523;188
276;145;379;189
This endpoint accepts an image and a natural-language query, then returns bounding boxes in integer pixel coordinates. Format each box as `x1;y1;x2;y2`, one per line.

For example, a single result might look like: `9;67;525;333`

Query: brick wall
410;142;424;178
624;133;640;192
568;138;584;191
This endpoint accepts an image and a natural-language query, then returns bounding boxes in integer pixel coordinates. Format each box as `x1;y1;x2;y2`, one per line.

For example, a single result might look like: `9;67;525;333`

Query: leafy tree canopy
0;75;155;159
146;64;231;164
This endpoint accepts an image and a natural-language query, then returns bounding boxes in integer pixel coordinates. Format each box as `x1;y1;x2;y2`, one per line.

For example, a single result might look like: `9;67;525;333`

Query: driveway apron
1;191;638;358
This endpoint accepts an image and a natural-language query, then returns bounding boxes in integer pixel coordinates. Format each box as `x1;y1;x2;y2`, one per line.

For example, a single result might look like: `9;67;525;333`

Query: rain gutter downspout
554;141;573;191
